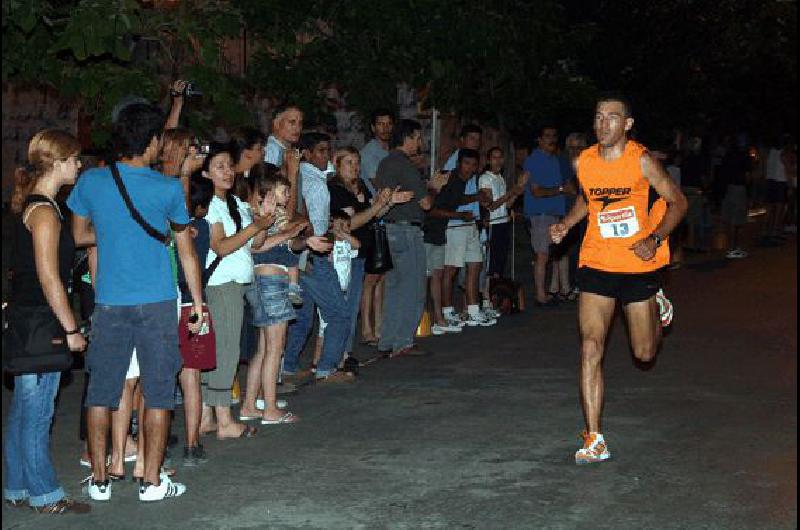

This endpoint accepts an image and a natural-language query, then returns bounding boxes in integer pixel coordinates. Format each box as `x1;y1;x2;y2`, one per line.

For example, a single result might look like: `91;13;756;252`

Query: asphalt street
2;228;797;529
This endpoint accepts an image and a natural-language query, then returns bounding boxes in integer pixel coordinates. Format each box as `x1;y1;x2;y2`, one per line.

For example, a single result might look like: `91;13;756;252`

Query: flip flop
261;412;299;425
221;425;258;439
238;414;261;421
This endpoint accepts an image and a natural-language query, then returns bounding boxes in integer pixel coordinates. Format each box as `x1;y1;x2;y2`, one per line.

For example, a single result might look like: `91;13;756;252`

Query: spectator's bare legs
108;377;137;477
429;268;447;325
312;333;323;368
373;276;385;340
549;255;571;295
534;252;551;303
199;405;217;435
179;367;202;448
131;384;145;479
442;265;459;310
240;331;266;419
88;407;111;482
262;324;291;421
143;408;170;485
360;273;382;342
578;293;616;433
465;262;482;305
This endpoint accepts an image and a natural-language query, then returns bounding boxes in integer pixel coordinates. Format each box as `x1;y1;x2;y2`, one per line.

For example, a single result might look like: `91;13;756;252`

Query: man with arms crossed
550;95;687;464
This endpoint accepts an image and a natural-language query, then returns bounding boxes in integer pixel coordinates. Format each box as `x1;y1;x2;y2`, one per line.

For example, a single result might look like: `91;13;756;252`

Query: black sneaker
183;444;208;467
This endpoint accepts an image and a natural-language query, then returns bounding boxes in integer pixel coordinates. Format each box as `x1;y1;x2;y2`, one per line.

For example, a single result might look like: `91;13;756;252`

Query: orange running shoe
575;431;611;465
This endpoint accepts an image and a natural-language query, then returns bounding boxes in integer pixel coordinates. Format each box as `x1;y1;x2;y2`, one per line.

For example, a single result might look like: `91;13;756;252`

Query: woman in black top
328;147;412;353
5;130;90;514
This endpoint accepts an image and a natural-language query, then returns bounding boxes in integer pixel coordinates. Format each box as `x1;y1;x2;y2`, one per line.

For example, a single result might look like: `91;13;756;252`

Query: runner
550;95;687;465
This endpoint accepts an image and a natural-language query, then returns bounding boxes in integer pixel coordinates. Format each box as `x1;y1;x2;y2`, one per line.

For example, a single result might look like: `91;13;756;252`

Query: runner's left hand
629;237;657;261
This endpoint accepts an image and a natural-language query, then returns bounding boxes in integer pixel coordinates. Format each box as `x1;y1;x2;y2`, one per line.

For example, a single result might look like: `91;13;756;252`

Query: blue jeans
284;258;351;376
3;372;65;507
344;258;366;353
379;224;427;351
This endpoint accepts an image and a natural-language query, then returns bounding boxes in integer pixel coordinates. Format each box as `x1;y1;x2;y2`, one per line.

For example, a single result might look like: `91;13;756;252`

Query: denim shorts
85;300;181;410
253;244;299;268
245;274;296;328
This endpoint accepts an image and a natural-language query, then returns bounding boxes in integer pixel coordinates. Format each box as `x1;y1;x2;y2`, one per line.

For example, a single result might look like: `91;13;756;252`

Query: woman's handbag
178;303;216;370
2;305;74;374
364;220;393;274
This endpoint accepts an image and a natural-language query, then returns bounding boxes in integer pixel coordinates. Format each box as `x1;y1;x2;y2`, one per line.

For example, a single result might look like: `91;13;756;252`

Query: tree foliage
238;0;597;137
3;0;249;147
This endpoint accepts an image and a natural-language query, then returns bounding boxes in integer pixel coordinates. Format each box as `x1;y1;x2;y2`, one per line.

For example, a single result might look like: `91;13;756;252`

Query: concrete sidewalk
2;233;797;528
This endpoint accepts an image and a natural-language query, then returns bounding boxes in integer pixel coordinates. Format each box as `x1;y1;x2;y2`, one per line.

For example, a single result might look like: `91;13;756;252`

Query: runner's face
372;116;393;142
538;128;558;154
276;109;303;144
594;101;633;147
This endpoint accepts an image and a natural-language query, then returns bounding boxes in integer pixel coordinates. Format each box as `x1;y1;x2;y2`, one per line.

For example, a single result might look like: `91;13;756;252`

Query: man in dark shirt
374;119;435;357
718;138;752;258
423;156;474;336
680;138;711;251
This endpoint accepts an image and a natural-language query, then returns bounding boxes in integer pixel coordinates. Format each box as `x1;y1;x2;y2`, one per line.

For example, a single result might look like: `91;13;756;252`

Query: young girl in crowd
199;143;272;440
239;163;307;425
312;209;362;371
239;166;307;424
176;174;215;463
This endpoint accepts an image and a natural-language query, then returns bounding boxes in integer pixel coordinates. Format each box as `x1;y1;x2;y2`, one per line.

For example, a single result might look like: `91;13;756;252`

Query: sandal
261;411;299;425
31;498;91;514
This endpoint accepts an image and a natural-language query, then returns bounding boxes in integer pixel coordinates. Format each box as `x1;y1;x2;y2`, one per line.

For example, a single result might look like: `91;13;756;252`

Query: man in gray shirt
374;119;434;357
360;109;394;191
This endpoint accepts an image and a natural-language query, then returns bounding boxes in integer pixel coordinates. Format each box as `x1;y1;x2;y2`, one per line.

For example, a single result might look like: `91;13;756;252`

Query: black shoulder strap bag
109;162;171;245
3;195;74;374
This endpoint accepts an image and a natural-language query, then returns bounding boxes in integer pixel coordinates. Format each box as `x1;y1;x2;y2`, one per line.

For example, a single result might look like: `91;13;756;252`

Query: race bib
598;206;640;239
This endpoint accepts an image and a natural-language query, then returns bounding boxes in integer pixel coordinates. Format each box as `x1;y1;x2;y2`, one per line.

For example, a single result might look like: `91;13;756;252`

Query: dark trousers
487;222;512;277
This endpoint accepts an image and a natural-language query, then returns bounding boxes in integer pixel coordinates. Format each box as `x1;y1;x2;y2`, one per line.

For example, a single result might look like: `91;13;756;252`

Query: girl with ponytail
5;129;91;514
198;142;273;440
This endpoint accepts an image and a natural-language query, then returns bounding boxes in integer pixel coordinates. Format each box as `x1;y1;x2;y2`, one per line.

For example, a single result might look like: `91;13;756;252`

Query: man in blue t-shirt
522;125;575;306
68;103;205;502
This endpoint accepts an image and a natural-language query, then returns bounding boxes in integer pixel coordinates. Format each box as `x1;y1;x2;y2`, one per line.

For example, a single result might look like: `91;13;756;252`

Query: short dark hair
229;127;266;164
249;163;289;199
272;102;302;120
390;119;422;149
112;103;164;159
459;124;483;139
370;108;395;127
331;208;351;222
597;92;633;118
457;148;480;166
189;173;214;215
298;132;331;152
537;124;558;138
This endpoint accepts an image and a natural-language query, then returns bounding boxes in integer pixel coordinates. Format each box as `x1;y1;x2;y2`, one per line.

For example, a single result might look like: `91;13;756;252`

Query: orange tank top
577;140;669;273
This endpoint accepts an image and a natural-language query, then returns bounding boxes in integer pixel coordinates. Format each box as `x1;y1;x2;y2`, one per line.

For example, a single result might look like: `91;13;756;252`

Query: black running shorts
576;267;662;305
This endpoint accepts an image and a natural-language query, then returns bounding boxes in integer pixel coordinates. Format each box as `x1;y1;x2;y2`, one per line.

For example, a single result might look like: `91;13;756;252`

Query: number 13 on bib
598;206;640;239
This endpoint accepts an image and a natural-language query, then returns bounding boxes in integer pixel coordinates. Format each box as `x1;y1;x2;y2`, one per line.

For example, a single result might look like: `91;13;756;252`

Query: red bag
178;303;216;370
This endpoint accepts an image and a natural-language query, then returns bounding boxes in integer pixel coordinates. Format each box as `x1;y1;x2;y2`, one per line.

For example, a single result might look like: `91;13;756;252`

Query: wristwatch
650;233;663;248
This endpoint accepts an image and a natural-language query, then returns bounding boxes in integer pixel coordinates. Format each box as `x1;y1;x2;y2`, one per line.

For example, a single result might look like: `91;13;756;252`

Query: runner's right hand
550;222;568;244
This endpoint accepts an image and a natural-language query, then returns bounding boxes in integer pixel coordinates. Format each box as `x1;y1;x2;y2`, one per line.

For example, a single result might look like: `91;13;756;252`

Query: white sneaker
481;307;501;319
256;398;287;410
464;312;497;327
726;248;748;259
444;314;466;328
85;478;111;501
431;323;463;335
139;475;187;502
655;288;673;328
